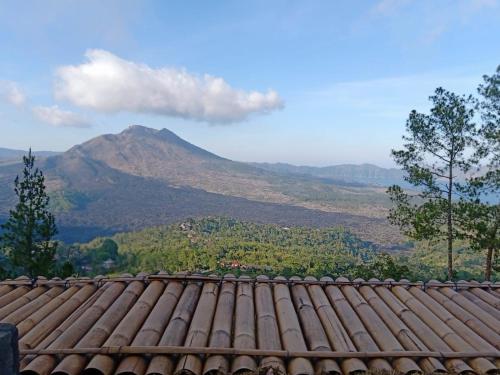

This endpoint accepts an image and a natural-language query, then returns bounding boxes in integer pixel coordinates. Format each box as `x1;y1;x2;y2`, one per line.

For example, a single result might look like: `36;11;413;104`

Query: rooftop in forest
0;273;499;375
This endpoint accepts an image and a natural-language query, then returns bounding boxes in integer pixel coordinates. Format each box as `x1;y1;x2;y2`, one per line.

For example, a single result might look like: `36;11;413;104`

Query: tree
353;253;410;280
0;150;58;277
456;66;499;280
387;88;477;280
477;65;500;168
455;202;498;280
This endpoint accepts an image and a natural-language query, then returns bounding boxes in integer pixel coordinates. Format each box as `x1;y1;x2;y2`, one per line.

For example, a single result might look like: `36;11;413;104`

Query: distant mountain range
0;147;60;165
0;147;59;159
0;125;404;246
251;162;405;187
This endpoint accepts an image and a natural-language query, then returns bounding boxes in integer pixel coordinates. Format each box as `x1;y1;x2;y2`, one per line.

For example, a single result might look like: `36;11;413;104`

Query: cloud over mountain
32;105;91;128
54;49;283;123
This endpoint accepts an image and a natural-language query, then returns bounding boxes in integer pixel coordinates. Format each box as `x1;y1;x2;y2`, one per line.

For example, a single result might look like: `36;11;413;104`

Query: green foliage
352;253;410;281
54;217;496;281
0;150;58;278
59;217;383;278
61;238;123;275
401;239;498;281
477;65;500;168
453;66;500;280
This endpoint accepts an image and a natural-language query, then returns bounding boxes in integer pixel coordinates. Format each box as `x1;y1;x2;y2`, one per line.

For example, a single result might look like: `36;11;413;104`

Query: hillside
66;217;495;281
0;125;403;245
55;125;393;217
69;217;381;277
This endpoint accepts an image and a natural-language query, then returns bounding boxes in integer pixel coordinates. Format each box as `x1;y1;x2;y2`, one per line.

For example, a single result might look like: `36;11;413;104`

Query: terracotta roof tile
0;274;498;375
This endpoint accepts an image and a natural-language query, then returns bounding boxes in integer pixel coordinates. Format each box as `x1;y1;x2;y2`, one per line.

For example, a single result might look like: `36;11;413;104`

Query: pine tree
456;66;500;280
387;88;478;280
0;149;58;277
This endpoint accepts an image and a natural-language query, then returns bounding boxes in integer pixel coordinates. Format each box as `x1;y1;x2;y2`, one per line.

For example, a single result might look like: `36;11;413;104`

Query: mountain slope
56;125;393;217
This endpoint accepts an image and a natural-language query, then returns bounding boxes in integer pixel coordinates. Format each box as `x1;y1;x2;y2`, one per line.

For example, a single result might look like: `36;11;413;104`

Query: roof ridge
1;273;498;289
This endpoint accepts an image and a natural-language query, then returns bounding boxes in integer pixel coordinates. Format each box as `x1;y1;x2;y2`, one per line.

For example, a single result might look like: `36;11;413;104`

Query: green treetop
387;87;478;280
0;149;58;278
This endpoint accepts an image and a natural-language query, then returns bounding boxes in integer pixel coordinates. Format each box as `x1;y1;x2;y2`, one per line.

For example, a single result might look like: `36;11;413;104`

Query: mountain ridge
251;162;404;187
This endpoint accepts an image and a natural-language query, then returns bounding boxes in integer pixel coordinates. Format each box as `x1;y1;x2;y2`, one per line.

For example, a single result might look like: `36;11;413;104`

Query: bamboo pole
0;286;46;320
85;280;165;375
17;346;500;359
359;282;446;374
323;277;392;373
21;281;125;375
469;286;500;309
115;279;184;375
231;276;257;375
305;277;366;375
0;284;14;297
15;286;79;338
392;285;497;374
459;289;500;320
438;286;500;334
52;280;145;375
491;289;500;299
339;278;421;375
254;276;285;375
408;286;497;352
290;277;341;375
374;284;473;374
203;275;236;375
20;283;105;372
1;286;64;325
175;280;219;375
273;276;314;375
146;281;202;375
19;284;98;350
426;287;500;349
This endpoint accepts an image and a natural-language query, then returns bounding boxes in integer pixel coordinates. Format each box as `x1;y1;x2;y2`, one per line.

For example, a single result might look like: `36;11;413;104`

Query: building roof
0;273;499;375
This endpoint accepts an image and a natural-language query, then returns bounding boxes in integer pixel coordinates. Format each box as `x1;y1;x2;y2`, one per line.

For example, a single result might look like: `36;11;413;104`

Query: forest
54;217;497;281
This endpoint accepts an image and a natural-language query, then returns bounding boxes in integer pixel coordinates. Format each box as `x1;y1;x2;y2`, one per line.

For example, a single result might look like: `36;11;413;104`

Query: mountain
0;147;60;160
251;162;405;187
0;147;61;167
0;125;402;246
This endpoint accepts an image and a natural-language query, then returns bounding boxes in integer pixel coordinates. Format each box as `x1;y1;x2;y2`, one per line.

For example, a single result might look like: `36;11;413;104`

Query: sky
0;0;499;167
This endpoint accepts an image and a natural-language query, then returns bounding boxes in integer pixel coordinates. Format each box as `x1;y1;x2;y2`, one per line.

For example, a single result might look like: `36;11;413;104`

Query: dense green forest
55;217;497;281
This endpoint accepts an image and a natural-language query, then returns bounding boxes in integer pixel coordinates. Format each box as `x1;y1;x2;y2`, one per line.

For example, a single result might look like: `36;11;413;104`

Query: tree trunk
447;162;453;281
485;218;498;281
485;247;493;281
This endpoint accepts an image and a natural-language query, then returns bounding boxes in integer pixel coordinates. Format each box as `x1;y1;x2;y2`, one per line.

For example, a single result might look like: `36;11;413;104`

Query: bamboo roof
0;273;499;375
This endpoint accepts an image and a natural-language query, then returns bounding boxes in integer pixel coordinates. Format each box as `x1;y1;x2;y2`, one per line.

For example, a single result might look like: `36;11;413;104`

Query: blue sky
0;0;499;167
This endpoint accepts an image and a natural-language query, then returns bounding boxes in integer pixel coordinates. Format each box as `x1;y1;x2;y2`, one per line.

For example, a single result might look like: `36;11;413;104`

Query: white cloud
0;81;26;106
32;105;91;128
54;49;284;124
